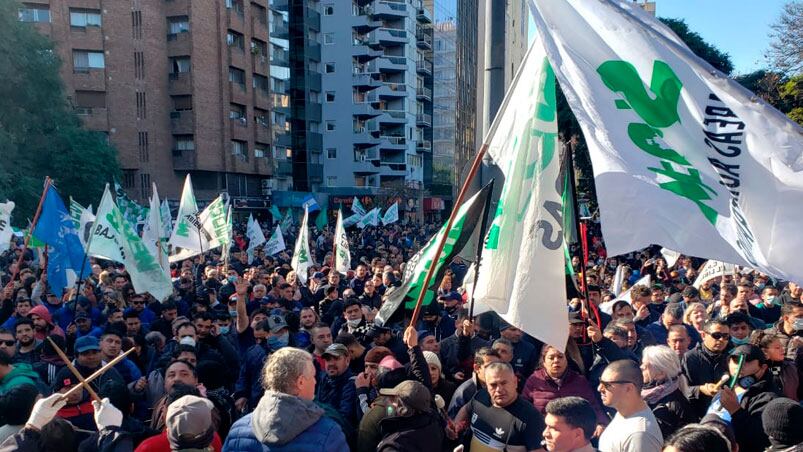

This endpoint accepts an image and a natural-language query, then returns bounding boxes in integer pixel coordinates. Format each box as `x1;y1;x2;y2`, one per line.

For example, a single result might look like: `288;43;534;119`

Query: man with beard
13;319;40;364
317;343;357;425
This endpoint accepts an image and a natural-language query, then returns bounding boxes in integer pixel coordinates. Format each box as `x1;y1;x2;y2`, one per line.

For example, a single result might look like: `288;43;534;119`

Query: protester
542;397;600;452
376;380;443;451
640;345;697;437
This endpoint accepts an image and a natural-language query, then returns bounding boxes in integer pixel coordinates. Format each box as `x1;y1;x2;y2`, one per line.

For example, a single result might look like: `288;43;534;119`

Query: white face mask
179;336;196;347
346;318;362;328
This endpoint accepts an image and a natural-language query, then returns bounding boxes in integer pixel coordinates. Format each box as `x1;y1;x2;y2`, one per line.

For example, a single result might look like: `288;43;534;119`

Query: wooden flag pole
7;177;51;287
60;348;135;401
46;337;101;402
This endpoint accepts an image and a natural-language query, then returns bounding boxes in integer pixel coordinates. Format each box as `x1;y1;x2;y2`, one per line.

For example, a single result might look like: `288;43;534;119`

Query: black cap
729;344;766;365
762;398;803;446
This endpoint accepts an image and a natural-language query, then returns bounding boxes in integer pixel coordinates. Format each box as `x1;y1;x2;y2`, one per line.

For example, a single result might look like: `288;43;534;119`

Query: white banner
611;264;626;296
168;175;202;251
351;197;367;216
357;208;380;229
599;274;651;314
661;248;681;268
0;201;14;250
381;202;399;225
142;183;170;279
246;214;266;263
264;225;286;256
89;186;173;301
473;38;568;350
693;260;736;288
291;208;314;284
529;0;803;284
334;210;351;274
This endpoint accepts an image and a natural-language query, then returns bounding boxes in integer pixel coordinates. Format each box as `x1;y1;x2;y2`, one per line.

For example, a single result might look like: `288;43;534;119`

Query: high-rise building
318;0;434;221
432;20;456;183
18;0;283;208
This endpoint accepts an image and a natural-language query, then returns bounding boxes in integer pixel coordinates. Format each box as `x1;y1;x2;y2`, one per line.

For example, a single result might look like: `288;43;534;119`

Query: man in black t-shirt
454;362;546;452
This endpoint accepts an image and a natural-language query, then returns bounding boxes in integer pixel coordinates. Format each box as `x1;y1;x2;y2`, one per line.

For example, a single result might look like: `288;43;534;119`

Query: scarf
641;376;680;405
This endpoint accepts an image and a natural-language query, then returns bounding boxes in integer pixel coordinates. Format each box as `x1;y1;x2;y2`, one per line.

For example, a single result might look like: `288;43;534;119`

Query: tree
767;1;803;74
0;1;120;224
735;70;803;125
659;18;734;75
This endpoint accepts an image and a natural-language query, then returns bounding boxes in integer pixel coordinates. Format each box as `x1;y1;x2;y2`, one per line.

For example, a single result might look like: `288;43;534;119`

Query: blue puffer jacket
223;391;349;452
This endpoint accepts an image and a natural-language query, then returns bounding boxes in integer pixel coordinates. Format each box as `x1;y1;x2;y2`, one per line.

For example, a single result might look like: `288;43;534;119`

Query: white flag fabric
89;186;173;301
160;200;172;240
69;198;95;248
529;0;803;284
0;201;14;250
291;208;314;284
351;197;367;216
611;264;626;296
693;260;736;288
381;203;399;225
357;208;380;229
142;183;169;277
343;213;362;228
334;210;351;274
246;214;266;263
472;38;568;350
198;196;231;251
661;248;681;268
169;175;202;251
264;225;286;256
599;274;652;314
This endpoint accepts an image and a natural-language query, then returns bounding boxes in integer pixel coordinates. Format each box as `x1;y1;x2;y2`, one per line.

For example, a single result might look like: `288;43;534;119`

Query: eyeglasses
599;380;634;390
0;340;15;347
708;332;729;340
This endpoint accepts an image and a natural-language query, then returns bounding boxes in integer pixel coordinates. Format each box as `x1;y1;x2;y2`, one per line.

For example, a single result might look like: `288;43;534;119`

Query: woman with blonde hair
683;302;708;336
641;345;697;438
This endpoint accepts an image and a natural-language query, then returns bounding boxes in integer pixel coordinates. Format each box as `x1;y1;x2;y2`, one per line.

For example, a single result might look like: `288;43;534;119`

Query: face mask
794;319;803;332
731;336;750;346
346;319;362;328
267;332;289;350
179;336;196;347
228;276;237;284
218;326;230;335
229;310;238;318
763;296;780;307
737;374;757;389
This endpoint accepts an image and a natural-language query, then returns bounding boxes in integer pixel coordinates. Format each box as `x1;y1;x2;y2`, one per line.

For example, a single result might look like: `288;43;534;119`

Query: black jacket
377;410;444;452
682;343;729;417
730;378;779;452
648;387;698;438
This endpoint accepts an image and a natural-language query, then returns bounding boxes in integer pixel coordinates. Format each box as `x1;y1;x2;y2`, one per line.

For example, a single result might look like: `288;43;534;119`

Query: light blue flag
33;185;92;297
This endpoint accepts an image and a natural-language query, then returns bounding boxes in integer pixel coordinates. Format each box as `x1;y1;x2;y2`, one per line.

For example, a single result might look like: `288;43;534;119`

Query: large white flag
169;175;202;251
357;208;380;229
246;214;266;263
661;248;681;268
334;210;351;274
89;186;173;301
599;274;651;314
159;200;172;240
264;225;286;256
693;260;736;288
472;38;568;349
381;202;399;225
142;183;169;277
291;207;314;284
0;201;14;250
198;195;231;250
529;0;803;283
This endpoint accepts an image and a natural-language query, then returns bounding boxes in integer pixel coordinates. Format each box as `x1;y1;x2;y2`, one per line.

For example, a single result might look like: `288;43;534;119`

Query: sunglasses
0;340;15;347
708;332;729;340
599;380;634;390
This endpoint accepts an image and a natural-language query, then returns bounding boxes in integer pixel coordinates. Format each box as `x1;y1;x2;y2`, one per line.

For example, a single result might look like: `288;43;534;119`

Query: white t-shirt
598;407;663;452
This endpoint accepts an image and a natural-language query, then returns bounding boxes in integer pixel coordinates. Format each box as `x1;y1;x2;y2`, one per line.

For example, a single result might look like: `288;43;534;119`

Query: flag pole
73;184;105;301
332;210;339;273
468;179;495;320
8;177;51;287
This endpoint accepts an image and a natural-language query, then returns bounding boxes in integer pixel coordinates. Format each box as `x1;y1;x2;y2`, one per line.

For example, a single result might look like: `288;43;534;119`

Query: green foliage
0;1;119;224
659;18;734;75
735;71;803;125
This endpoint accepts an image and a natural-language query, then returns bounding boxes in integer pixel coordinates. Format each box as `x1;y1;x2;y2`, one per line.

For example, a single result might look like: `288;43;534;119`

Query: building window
254;145;267;158
253;74;268;93
323;4;334;15
123;171;136;189
72;90;106;114
18;5;50;23
229;103;246;122
73;50;105;72
135;91;147;119
226;0;244;15
70;9;102;28
308;121;320;133
229;67;245;86
325;121;336;131
325;91;335;102
134;51;145;79
309;91;320;103
138;132;149;162
172;95;192;111
231;140;247;159
325;63;335;73
227;30;244;51
140;173;151;199
169;56;191;74
327;176;337;186
131;10;142;39
254;108;268;127
327;148;336;159
174;135;195;151
167;16;189;35
323;33;335;45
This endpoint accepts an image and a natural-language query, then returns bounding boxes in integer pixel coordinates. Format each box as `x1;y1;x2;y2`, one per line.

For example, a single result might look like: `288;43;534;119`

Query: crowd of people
0;219;801;452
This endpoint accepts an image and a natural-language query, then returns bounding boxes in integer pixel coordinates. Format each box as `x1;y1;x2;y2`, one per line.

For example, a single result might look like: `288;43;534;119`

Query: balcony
416;113;432;126
416;59;431;75
373;1;407;18
276;159;293;176
352;72;382;88
254;88;270;110
271;21;289;40
378;135;407;150
72;68;106;91
252;16;268;39
172;147;196;171
416;86;432;100
307;42;321;62
351;10;381;31
275;131;292;147
353;43;383;61
307;132;322;150
255;124;270;143
227;8;245;33
417;7;432;23
254;53;270;76
353;102;381;117
416;140;432;152
269;0;289;12
353;126;380;146
228;46;247;69
372;56;407;73
376;82;408;98
168;72;192;95
305;7;320;31
229;81;247;105
75;107;108;131
308;163;324;183
369;28;407;46
230;117;249;141
378;110;406;124
416;30;432;49
170;110;194;135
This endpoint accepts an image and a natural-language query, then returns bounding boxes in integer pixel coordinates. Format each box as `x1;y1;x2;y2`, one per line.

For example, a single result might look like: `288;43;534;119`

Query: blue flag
33;185;92;297
301;194;320;212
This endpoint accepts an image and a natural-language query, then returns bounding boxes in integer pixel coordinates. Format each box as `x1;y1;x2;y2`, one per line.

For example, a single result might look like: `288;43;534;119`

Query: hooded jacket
0;363;41;395
28;305;65;340
223;391;349;452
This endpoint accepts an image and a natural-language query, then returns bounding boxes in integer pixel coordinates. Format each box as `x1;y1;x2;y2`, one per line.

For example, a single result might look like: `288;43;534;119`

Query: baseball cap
74;335;100;354
166;395;215;450
266;314;288;333
322;343;349;359
568;311;586;324
729;344;766;365
366;325;390;339
379;380;431;413
312;272;325;280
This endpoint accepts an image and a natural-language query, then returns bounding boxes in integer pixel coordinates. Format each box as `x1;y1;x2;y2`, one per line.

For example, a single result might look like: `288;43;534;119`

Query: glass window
175;136;195;151
325;121;335;131
168;16;189;34
73;50;105;70
229;103;245;120
70;9;102;27
325;63;335;73
253;74;269;92
325;91;335;102
227;30;244;50
327;148;336;159
323;33;335;45
231;140;246;156
229;67;245;85
19;5;50;23
170;56;191;73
